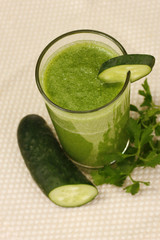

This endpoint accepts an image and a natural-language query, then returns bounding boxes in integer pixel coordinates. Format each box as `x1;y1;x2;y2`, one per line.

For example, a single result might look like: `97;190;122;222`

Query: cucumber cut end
49;184;98;207
99;64;151;83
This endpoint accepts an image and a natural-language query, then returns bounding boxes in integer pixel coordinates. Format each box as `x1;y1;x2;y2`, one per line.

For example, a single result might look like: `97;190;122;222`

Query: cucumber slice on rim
98;54;155;83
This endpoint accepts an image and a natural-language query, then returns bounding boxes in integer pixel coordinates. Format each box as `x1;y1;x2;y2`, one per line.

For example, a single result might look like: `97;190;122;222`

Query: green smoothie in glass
36;30;130;168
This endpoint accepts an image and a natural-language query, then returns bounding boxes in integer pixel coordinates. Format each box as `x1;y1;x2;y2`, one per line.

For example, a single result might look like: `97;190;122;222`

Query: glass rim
35;29;129;114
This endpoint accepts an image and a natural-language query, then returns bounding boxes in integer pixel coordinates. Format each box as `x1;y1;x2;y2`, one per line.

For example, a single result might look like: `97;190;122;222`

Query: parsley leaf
140;126;153;147
126;118;141;146
142;152;160;167
130;104;140;113
124;182;140;195
155;125;160;136
99;164;127;187
139;79;152;107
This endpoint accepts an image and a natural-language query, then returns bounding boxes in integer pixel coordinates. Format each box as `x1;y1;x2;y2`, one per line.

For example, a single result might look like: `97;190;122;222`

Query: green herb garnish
91;79;160;195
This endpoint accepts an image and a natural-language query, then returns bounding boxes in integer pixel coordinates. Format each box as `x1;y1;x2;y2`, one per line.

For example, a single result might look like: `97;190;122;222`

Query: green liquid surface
42;41;123;111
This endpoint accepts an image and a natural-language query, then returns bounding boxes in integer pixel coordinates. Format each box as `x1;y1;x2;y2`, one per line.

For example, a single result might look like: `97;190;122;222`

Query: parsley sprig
91;79;160;195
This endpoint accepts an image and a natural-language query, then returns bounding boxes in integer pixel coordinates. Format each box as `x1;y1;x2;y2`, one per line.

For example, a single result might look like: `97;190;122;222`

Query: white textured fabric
0;1;160;239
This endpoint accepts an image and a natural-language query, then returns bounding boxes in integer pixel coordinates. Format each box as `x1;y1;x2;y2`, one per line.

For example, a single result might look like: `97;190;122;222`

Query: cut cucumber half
98;54;155;83
49;184;98;207
17;114;98;208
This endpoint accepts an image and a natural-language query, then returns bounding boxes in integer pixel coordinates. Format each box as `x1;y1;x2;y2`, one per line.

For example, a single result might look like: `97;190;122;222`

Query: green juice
40;40;130;167
43;41;123;111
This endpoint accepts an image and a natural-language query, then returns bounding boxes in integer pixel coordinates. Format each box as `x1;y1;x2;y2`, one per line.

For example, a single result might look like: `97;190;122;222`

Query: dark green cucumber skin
99;54;155;74
17;114;94;196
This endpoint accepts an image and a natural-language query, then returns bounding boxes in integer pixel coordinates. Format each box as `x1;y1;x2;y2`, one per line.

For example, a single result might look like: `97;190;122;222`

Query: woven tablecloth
1;1;160;239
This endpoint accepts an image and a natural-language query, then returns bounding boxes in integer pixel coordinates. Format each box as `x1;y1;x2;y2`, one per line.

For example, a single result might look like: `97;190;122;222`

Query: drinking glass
35;30;130;168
